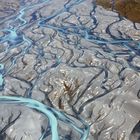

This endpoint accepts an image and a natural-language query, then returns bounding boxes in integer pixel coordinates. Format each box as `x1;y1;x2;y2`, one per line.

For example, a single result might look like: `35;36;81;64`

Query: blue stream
0;0;140;139
0;96;89;140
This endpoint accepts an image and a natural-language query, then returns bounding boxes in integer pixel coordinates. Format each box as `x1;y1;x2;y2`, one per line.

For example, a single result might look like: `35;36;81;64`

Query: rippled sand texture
0;0;140;140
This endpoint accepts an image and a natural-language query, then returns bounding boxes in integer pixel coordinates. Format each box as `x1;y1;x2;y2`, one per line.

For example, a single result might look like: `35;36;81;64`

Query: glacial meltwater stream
0;0;140;140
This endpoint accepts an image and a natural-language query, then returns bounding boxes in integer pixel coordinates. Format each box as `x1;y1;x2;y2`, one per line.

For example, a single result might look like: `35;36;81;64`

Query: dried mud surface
96;0;140;23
